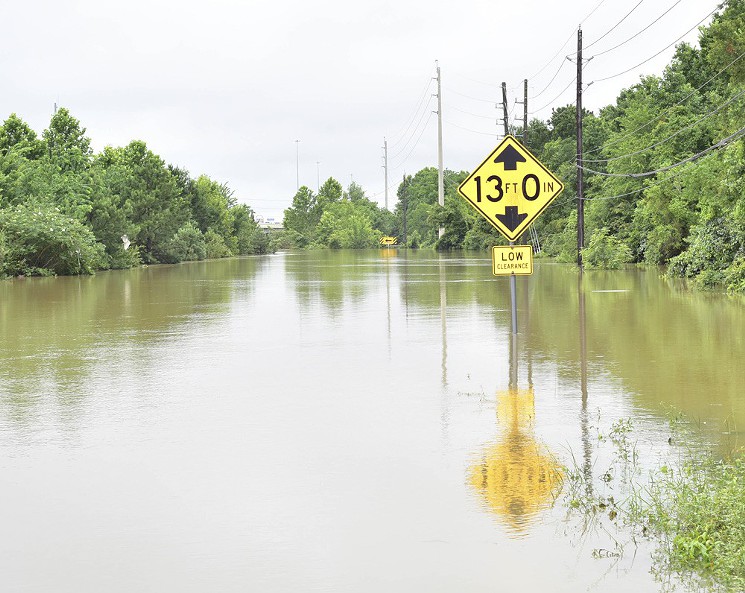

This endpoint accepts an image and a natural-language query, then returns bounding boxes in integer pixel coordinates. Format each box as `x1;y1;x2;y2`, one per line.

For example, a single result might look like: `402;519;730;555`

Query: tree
283;186;318;245
0;114;43;159
42;107;92;173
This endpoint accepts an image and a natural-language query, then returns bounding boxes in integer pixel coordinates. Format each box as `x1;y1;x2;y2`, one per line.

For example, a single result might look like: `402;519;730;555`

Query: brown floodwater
1;250;743;592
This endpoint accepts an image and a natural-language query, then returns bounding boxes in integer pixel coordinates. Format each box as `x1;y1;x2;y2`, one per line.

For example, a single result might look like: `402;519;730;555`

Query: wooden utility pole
576;27;585;268
523;79;528;147
436;62;445;239
501;82;509;137
382;138;388;210
402;173;408;245
502;81;518;335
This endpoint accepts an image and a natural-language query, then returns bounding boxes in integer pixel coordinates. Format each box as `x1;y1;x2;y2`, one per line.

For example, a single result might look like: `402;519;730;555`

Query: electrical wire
444;85;496;104
527;0;608;82
591;0;684;57
584;0;646;51
389;97;434;161
391;112;435;171
528;29;577;82
591;6;720;84
388;71;435;148
444;119;500;137
579;124;745;177
584;48;745;155
450;105;497;120
584;88;745;164
583;164;692;201
532;58;570;100
529;76;577;115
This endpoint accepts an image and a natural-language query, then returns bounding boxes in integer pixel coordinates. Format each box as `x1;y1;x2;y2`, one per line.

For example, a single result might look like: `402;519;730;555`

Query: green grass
563;416;745;592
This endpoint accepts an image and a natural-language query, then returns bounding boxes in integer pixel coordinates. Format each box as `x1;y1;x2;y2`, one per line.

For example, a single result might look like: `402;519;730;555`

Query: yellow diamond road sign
458;135;564;241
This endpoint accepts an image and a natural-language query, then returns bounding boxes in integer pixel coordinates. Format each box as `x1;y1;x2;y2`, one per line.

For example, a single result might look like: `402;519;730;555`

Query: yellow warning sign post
457;135;564;242
458;135;564;335
492;245;533;276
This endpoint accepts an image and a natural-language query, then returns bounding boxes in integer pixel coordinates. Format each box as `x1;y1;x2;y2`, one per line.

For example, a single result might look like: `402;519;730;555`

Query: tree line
283;1;745;292
0;108;272;277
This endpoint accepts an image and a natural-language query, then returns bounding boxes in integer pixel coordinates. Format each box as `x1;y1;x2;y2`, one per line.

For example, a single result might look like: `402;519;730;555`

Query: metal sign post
458;135;564;337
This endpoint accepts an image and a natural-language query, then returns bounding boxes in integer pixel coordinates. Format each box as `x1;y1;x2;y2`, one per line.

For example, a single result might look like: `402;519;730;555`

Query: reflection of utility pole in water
578;272;592;487
386;254;392;359
521;276;534;388
439;256;450;443
439;256;448;388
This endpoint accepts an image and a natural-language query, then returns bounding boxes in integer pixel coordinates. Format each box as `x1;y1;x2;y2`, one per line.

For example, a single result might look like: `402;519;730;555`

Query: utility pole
316;161;321;193
402;173;408;245
576;27;585;269
435;61;444;239
515;79;528;147
295;139;300;191
502;81;518;335
523;79;528;147
501;82;509;137
382;138;389;210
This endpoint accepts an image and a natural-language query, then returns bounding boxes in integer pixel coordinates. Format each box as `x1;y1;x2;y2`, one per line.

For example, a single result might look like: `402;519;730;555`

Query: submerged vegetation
0;109;272;277
563;415;745;591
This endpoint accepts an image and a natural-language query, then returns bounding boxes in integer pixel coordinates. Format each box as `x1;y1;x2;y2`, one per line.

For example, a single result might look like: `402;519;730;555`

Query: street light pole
295;139;300;190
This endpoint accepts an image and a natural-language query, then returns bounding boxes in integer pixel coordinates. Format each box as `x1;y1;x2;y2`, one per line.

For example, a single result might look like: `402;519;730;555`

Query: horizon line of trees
0;108;272;277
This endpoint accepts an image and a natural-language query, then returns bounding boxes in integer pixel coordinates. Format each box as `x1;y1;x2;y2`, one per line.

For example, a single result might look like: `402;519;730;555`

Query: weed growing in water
562;413;745;592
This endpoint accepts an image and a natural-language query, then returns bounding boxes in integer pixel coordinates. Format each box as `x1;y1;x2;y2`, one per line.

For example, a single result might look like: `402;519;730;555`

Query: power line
444;119;499;137
590;6;720;84
584;48;745;155
389;97;434;161
580;0;610;25
387;71;436;147
449;104;497;120
584;0;647;51
527;0;608;82
584;165;692;201
579;124;745;178
591;0;685;58
391;112;435;171
529;76;577;115
444;85;496;104
532;57;571;100
584;88;745;164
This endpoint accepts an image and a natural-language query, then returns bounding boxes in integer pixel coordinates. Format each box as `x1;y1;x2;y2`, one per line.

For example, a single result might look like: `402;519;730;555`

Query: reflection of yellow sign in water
468;388;561;534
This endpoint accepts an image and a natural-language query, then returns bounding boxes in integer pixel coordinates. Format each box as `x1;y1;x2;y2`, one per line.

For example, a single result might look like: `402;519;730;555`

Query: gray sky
2;0;718;219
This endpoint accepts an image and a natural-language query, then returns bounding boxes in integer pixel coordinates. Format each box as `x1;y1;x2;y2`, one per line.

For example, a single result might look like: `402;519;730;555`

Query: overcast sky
2;0;719;219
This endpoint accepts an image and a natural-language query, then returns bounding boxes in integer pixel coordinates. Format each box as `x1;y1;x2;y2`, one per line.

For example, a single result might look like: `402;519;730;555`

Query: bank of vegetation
0;109;272;278
283;1;745;292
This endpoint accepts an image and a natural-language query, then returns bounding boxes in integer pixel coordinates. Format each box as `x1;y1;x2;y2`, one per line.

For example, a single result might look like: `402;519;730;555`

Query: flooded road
1;250;743;592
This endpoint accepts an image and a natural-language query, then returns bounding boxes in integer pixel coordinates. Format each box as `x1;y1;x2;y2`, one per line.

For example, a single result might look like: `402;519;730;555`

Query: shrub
582;227;633;269
0;203;105;275
204;228;232;259
165;222;206;262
